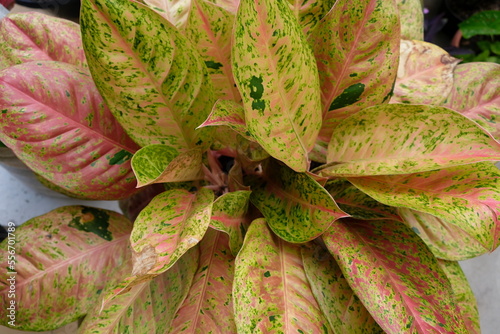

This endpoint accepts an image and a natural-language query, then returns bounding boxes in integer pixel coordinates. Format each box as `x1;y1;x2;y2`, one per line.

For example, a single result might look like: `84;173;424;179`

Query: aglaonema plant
0;0;499;332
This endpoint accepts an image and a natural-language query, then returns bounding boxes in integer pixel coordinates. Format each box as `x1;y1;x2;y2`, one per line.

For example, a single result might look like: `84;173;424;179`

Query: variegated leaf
131;187;214;277
443;62;500;140
233;219;332;333
324;219;468;333
199;99;254;141
325;178;402;221
390;40;460;105
324;104;500;176
232;0;322;172
169;229;236;333
0;12;87;70
287;0;337;36
309;0;400;142
301;242;384;333
0;61;139;200
132;145;203;187
186;0;241;102
141;0;192;29
249;161;348;243
210;190;251;255
78;246;199;334
399;209;489;260
397;0;424;40
437;260;480;334
206;0;239;13
349;163;500;254
0;206;132;331
80;0;215;150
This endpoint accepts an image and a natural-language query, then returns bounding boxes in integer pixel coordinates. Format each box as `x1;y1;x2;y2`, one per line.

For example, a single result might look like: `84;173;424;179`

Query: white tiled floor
0;165;499;333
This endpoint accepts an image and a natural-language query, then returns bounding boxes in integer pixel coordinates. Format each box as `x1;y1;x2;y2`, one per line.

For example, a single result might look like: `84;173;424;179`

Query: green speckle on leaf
269;315;276;322
109;150;133;165
205;61;223;70
264;271;271;277
68;207;112;241
329;83;365;111
249;76;264;100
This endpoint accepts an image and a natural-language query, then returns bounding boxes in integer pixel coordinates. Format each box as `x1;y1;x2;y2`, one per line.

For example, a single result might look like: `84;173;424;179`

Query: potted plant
0;0;499;333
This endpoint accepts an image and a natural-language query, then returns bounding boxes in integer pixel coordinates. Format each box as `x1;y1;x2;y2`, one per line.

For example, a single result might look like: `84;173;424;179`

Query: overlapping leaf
233;219;332;333
186;0;241;101
397;0;424;40
0;61;139;200
168;229;236;333
132;145;203;187
437;260;480;334
0;206;132;331
324;104;500;176
249;161;348;243
142;0;192;29
325;178;402;221
232;0;322;172
301;242;383;333
443;62;500;140
79;246;199;334
199;99;253;141
210;190;251;255
0;12;86;70
323;219;468;333
349;162;500;254
80;0;215;150
206;0;239;13
391;40;460;105
309;0;400;142
286;0;337;36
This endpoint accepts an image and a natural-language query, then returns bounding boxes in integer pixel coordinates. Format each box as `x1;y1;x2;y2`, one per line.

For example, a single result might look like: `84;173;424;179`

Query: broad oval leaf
397;0;424;40
325;178;402;221
0;206;132;331
78;246;199;334
169;228;236;333
210;190;252;256
301;242;384;333
324;104;500;176
130;187;214;277
443;62;500;141
309;0;400;142
233;219;332;334
0;61;139;200
323;219;468;333
232;0;322;172
458;10;500;39
132;145;203;187
186;0;241;102
248;161;348;243
348;163;500;256
390;40;460;105
0;12;87;70
142;0;192;29
81;0;215;150
287;0;337;36
437;260;480;334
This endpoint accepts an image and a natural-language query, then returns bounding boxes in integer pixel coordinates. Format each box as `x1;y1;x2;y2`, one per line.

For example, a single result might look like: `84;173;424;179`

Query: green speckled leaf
301;242;383;333
287;0;337;36
309;0;400;142
232;0;322;172
132;145;203;187
142;0;192;29
0;12;87;70
391;40;460;105
443;62;500;141
210;190;251;256
0;61;139;200
0;206;132;331
324;104;500;176
169;229;236;333
78;246;199;334
233;219;332;334
323;219;468;333
80;0;215;150
206;0;239;13
130;187;214;277
248;161;348;243
325;178;402;221
187;0;241;101
397;0;424;40
199;99;254;141
437;260;480;334
349;163;500;257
